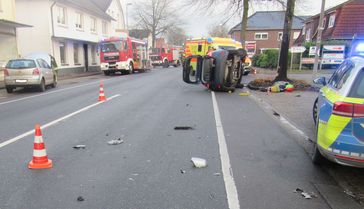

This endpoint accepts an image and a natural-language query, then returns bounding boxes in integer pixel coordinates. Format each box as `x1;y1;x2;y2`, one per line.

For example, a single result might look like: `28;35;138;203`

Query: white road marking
0;78;113;106
211;92;240;209
0;94;120;149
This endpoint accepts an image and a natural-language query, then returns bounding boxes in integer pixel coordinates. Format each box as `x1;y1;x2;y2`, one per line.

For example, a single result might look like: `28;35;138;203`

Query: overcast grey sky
128;0;348;37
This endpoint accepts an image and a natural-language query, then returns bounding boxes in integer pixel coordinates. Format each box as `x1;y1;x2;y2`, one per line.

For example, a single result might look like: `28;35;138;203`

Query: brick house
294;0;364;45
229;11;306;56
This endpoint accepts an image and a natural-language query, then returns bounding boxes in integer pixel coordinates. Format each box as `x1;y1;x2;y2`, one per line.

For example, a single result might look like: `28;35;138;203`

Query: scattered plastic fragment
73;145;86;149
107;138;124;145
213;173;221;176
344;190;356;198
191;157;207;168
128;178;135;181
77;196;84;202
180;169;186;174
273;111;280;117
132;173;139;176
239;92;250;96
174;126;194;130
294;188;317;199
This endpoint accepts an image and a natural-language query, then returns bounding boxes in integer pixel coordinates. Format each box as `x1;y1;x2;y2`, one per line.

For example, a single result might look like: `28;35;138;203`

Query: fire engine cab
99;36;150;75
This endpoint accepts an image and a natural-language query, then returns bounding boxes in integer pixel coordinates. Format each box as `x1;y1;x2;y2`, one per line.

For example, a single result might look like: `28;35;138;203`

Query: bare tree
134;0;181;47
166;27;187;46
275;0;295;82
208;24;229;37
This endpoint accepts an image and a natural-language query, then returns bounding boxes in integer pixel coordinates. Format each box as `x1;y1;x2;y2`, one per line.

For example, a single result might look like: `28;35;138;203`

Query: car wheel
51;76;57;88
6;86;13;93
128;63;134;74
312;117;328;164
313;97;318;124
39;78;46;92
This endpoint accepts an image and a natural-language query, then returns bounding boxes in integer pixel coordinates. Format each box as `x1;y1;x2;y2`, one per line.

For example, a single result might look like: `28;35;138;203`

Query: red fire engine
99;36;150;75
149;46;182;68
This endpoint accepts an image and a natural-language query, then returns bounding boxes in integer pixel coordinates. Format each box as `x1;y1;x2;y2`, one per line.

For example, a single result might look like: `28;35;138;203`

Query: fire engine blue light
207;38;213;44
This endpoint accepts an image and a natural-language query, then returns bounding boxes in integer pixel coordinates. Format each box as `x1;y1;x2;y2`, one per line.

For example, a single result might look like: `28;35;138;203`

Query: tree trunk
152;29;156;48
240;0;249;48
275;0;295;82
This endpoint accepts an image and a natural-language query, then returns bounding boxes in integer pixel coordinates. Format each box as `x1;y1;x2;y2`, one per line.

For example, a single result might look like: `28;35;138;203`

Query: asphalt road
0;67;359;209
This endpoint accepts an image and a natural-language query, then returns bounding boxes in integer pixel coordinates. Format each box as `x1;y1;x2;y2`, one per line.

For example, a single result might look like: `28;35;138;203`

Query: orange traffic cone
28;124;53;169
98;81;107;102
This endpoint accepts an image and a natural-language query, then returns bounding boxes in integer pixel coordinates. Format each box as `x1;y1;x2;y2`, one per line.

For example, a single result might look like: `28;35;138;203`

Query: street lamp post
126;3;132;30
313;0;326;80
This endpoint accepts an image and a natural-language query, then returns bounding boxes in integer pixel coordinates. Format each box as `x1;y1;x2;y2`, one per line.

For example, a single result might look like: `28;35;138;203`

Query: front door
83;44;88;72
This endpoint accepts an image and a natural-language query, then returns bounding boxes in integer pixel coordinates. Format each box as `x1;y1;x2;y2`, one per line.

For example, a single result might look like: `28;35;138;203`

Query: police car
312;42;364;167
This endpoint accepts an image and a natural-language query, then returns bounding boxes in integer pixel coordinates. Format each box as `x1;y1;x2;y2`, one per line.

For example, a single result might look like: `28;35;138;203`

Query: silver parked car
4;57;57;93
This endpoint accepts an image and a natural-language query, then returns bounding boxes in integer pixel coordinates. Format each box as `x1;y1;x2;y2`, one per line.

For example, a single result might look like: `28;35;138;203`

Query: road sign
290;46;306;53
309;46;320;56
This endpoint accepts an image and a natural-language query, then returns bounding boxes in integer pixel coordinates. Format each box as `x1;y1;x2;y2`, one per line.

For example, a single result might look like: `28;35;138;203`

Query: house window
322;18;327;29
306;28;311;41
102;21;108;35
277;32;283;41
57;6;66;24
254;32;268;40
91;45;96;64
59;42;67;65
90;17;97;32
302;25;306;35
293;32;300;39
73;43;79;64
75;12;83;29
328;14;335;28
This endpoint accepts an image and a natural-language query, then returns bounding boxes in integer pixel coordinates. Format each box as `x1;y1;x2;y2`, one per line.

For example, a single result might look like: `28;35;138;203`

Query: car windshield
101;42;122;52
217;45;236;50
6;59;36;69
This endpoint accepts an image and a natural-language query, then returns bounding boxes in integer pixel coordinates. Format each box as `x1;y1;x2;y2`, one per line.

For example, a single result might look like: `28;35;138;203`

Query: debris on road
186;104;190;107
294;188;318;199
239;91;250;96
132;173;139;176
180;169;186;174
213;173;221;176
107;138;124;145
191;157;207;168
128;178;135;181
273;111;280;117
106;133;109;137
77;196;84;202
344;190;357;199
295;95;301;97
174;126;194;130
73;145;86;149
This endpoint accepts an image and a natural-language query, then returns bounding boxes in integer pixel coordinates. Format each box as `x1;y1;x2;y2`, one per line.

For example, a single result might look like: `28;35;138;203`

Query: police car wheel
313;97;318;124
312;121;328;164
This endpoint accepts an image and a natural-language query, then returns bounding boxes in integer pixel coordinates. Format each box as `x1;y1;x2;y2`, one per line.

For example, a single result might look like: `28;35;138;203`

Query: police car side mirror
313;77;326;86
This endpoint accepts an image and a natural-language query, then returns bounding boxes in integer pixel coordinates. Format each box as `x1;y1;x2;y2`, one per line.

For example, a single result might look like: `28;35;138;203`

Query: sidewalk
248;77;364;207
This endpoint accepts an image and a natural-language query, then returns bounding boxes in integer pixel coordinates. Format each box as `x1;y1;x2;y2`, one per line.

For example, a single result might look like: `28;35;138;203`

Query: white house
92;0;125;36
15;0;126;75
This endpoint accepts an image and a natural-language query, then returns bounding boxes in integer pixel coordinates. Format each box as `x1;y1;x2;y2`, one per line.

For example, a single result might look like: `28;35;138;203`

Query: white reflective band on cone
33;149;47;157
34;136;43;143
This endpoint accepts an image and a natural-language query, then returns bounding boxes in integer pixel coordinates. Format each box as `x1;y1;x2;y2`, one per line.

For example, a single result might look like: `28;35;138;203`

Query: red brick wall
231;29;301;54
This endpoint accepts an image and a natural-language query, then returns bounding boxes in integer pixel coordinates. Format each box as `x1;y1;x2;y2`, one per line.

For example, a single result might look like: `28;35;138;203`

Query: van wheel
51;76;57;88
6;87;13;93
163;60;169;68
39;79;46;92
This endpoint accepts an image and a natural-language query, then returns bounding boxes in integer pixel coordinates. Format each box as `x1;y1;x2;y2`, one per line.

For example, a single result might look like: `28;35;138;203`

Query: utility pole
313;0;326;79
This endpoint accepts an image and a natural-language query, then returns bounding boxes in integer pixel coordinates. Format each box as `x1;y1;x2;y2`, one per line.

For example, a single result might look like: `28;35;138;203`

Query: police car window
198;44;202;52
336;66;353;89
328;61;353;89
349;68;364;98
